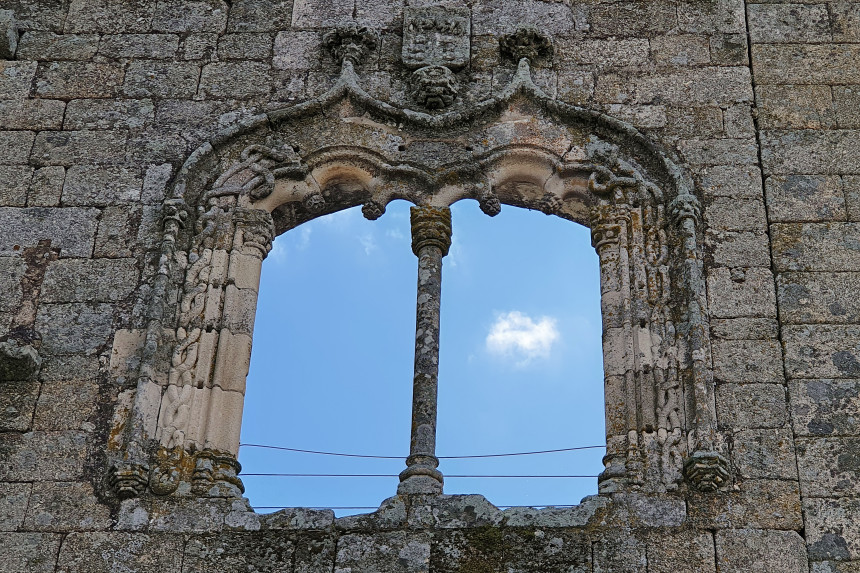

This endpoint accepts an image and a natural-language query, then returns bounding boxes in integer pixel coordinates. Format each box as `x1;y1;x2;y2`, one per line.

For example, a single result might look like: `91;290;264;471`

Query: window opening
240;201;605;515
437;202;604;508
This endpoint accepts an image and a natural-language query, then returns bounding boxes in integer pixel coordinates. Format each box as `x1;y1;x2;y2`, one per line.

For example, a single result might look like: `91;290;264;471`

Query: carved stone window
108;28;729;503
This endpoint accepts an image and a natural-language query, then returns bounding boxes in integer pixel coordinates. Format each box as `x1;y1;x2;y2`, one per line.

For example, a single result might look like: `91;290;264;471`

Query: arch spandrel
107;32;729;503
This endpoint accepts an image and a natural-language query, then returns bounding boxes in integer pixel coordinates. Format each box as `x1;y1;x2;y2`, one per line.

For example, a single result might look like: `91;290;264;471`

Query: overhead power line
252;504;580;510
239;443;605;459
241;473;599;478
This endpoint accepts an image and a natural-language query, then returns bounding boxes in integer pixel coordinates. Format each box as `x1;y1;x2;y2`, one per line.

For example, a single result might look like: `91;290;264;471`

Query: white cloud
485;311;559;366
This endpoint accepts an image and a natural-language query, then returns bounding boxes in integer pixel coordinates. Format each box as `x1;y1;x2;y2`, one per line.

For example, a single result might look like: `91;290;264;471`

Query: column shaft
398;206;451;495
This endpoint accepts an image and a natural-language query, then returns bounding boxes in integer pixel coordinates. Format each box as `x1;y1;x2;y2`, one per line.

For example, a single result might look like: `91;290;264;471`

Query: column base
398;463;444;495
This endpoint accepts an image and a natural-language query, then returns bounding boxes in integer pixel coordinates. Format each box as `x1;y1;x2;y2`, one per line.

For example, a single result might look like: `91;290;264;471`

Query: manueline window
238;200;605;515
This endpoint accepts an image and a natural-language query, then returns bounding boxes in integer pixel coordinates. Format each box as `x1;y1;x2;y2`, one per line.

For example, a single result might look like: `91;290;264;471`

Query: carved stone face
410;65;459;110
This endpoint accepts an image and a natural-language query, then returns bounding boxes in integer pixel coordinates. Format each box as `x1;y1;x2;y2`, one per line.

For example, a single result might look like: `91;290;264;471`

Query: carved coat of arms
402;6;470;71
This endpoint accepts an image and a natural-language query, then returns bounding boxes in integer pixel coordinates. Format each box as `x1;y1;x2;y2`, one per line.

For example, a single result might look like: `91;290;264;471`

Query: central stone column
398;206;452;495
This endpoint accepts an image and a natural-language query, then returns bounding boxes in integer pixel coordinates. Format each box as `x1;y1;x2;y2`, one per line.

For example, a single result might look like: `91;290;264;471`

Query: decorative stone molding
500;27;554;63
323;24;378;66
110;34;729;500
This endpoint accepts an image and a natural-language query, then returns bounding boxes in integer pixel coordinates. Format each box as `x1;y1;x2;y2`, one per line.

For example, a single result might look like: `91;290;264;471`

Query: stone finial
322;24;378;66
410;206;452;256
500;27;553;63
0;10;17;60
0;340;41;381
684;450;731;492
410;65;459;110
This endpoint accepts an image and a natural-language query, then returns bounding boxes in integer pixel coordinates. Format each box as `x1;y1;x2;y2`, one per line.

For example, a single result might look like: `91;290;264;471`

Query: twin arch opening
108;61;731;504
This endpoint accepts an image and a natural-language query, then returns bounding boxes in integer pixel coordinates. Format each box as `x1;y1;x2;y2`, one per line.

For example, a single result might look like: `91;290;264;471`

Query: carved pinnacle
323;24;378;66
500;27;553;63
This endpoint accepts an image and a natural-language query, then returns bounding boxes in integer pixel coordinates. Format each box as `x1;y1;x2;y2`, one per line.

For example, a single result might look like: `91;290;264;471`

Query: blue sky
238;200;606;515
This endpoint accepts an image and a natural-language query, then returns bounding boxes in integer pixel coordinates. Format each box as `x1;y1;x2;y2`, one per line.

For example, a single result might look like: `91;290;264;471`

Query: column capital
411;206;452;257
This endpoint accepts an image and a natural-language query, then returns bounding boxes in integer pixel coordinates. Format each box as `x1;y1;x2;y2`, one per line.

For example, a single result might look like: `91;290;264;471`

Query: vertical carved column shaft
398;206;451;495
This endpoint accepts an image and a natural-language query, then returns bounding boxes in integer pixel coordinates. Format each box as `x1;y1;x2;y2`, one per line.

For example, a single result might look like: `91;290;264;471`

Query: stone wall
0;0;858;571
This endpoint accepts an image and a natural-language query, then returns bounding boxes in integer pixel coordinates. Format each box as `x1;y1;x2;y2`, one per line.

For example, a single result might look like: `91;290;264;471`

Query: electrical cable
241;473;599;478
239;443;605;459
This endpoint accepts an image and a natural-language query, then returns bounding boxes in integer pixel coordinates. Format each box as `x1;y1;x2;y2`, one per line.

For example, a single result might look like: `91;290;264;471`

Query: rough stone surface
0;1;857;570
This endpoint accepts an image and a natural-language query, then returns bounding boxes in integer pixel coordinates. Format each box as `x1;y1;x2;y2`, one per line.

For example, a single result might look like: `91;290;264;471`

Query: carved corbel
192;450;245;497
323;24;378;67
109;462;150;499
362;199;386;221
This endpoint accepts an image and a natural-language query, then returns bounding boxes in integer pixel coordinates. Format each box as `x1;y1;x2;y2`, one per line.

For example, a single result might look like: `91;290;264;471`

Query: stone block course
796;437;860;497
756;84;836;130
762;130;860;175
64;99;155;130
94;204;144;258
704;197;768;231
753;44;860;84
56;532;184;572
783;324;860;379
199;61;272;98
845;176;860;221
32;130;128;166
710;317;779;340
98;34;180;59
0;207;98;257
152;0;228;33
61;164;144;206
805;498;860;561
595;67;752;105
0;99;65;130
0;61;37;99
34;62;125;99
705;230;771;267
64;0;156;33
688;479;802;530
0;431;89;481
124;61;201;98
747;3;832;43
35;302;115;355
649;34;711;68
832;1;860;43
0;533;62;572
0;483;30;531
27;166;65;207
732;428;799;480
707;266;777;318
16;32;99;61
0;380;39;432
716;529;808;573
778;272;860;324
33;379;98;430
227;0;293;32
834;86;860;129
772;223;860;272
790;378;860;437
716;382;788;429
0;165;33;207
0;130;35;165
22;481;112;531
765;175;846;223
217;33;273;60
713;338;785;384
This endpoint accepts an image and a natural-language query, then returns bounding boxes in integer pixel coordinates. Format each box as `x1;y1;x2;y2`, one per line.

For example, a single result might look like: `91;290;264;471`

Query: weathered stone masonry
0;0;859;571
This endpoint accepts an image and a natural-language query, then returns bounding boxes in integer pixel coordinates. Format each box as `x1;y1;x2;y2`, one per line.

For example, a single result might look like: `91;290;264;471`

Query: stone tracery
108;25;729;503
